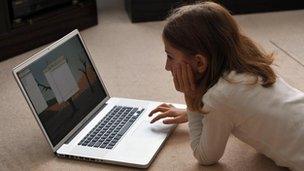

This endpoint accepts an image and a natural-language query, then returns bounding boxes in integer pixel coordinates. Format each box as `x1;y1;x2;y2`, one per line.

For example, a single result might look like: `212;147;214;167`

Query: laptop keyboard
78;105;144;149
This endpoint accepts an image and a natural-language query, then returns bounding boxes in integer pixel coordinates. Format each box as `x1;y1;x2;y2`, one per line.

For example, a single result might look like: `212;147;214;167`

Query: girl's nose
165;63;170;71
165;59;171;71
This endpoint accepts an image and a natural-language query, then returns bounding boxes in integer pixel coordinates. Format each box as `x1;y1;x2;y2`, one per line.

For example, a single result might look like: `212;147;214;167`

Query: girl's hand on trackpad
148;103;188;124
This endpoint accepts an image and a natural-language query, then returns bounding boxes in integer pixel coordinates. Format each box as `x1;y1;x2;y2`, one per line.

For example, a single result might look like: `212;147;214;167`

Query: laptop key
117;121;133;136
111;139;118;144
137;108;145;114
94;141;102;147
109;142;116;146
106;145;114;149
100;144;107;148
88;142;95;147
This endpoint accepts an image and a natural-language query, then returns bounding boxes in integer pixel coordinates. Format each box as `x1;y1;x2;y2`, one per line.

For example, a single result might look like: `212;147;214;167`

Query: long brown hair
163;1;276;112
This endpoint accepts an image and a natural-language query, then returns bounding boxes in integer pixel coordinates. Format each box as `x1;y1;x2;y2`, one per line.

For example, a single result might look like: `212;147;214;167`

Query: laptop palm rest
104;118;176;166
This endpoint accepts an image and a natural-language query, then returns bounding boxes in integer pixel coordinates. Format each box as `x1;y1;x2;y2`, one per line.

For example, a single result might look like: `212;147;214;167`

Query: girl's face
164;39;189;71
163;39;204;82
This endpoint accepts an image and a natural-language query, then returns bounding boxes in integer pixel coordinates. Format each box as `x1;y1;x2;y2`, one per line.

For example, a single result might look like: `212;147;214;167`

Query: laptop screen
17;35;107;147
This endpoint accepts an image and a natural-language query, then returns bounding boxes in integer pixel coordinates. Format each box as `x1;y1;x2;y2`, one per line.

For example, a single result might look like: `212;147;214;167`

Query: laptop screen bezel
12;30;111;152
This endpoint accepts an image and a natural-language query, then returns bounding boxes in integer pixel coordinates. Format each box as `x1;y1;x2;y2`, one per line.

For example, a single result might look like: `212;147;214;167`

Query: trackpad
132;119;175;138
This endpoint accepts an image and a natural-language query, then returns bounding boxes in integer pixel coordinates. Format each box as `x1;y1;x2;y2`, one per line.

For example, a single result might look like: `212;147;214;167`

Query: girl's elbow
194;155;219;166
192;148;222;166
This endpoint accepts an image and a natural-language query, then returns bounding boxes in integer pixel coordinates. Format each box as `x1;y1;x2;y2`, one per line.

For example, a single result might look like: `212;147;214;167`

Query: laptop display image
17;35;107;147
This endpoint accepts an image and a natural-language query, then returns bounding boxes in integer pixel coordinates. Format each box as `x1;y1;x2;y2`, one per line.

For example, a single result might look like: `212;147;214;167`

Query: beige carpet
1;1;304;170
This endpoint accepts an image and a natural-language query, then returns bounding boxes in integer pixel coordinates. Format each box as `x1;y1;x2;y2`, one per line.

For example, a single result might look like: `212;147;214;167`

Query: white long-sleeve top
187;71;304;171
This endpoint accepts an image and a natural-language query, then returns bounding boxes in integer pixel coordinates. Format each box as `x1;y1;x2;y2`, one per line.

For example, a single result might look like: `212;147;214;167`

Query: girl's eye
167;55;173;60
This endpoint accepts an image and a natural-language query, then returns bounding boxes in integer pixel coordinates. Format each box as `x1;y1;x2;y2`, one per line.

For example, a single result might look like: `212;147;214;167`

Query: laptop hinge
64;103;108;144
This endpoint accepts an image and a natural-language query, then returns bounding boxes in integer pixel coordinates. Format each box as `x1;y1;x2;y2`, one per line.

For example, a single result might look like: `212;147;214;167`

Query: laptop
12;29;186;168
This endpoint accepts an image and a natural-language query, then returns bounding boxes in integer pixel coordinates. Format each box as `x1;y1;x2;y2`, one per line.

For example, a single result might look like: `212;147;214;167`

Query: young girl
148;2;304;171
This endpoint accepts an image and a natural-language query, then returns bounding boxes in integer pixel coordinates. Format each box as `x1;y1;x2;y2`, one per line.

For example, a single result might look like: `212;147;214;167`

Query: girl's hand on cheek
182;63;196;93
172;65;181;92
172;63;196;94
172;62;205;111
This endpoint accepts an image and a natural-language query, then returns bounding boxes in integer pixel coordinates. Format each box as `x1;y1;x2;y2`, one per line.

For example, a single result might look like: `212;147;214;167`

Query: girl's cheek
170;63;178;71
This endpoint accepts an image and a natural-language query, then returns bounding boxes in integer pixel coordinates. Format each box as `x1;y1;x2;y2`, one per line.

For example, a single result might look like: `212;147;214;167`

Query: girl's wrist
186;108;203;117
186;106;200;112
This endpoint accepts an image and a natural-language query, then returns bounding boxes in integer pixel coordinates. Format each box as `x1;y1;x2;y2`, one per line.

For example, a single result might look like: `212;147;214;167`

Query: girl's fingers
148;106;169;116
159;103;171;108
163;114;188;124
172;69;180;91
181;63;191;92
150;111;177;123
187;64;196;91
161;103;175;109
176;64;184;91
174;63;195;92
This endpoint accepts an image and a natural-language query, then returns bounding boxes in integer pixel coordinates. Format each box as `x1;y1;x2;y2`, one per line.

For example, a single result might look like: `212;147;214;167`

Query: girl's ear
195;54;207;74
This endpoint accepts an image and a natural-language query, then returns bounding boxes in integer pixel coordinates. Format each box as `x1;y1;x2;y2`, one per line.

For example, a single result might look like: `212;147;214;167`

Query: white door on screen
44;57;79;104
20;71;48;114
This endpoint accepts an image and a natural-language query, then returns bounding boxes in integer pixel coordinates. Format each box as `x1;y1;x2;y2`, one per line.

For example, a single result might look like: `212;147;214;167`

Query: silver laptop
12;29;185;168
